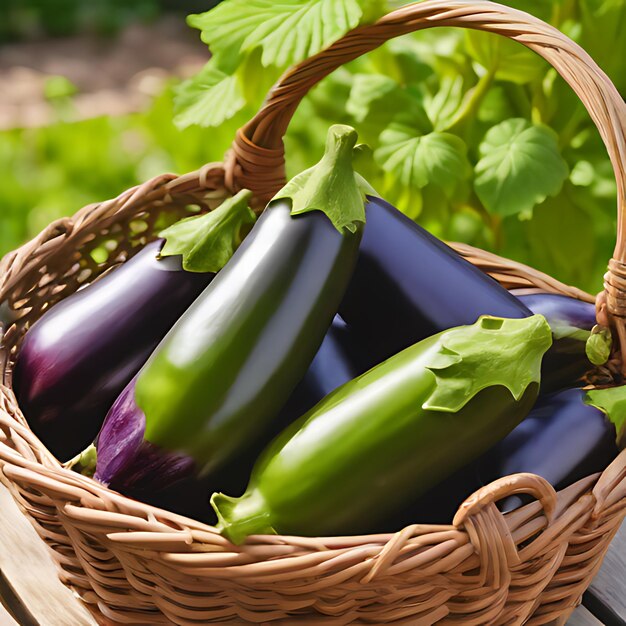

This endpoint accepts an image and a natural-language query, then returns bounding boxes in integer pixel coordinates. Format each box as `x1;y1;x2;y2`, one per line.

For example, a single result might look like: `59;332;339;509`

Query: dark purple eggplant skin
338;197;593;390
515;292;597;392
394;388;618;526
478;388;618;512
275;314;371;426
513;292;597;330
94;375;195;494
339;196;531;370
93;375;223;521
13;240;214;460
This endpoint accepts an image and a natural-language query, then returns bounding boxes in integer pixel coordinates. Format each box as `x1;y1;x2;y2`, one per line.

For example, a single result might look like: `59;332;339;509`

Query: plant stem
446;65;496;136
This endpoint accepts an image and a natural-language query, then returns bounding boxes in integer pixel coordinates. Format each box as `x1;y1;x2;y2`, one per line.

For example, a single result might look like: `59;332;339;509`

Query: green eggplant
134;125;371;477
212;315;552;544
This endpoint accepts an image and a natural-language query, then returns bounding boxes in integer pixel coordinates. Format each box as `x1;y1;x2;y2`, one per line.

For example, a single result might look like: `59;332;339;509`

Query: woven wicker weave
1;2;625;624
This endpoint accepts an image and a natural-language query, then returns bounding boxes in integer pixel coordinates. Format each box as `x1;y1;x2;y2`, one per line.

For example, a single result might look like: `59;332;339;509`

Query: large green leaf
475;118;568;216
346;74;400;123
173;62;246;129
465;30;548;85
424;75;465;131
345;73;430;143
526;192;595;288
376;119;470;197
189;0;373;69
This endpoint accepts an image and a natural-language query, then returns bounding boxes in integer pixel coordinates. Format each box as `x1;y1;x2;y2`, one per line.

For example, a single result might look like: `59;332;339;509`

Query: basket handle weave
227;0;626;365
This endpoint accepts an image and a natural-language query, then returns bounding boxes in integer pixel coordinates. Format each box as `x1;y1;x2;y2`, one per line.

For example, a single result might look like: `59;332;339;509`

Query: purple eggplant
478;388;618;512
14;192;255;460
339;196;531;370
90;375;195;492
514;292;598;392
338;197;594;390
78;376;215;521
513;291;597;330
394;388;618;525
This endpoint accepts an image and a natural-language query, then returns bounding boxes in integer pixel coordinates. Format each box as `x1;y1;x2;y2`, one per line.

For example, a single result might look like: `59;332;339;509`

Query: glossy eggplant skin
396;388;618;525
13;240;214;460
339;196;531;368
212;316;552;543
274;315;370;429
93;314;367;496
477;388;618;511
514;292;597;330
515;292;597;392
338;197;592;390
136;201;362;477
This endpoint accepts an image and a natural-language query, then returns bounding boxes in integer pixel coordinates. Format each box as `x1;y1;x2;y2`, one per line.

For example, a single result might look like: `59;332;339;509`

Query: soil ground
0;16;207;130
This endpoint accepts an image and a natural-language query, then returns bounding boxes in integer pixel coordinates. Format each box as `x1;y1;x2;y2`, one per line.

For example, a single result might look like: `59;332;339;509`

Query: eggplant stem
64;444;97;478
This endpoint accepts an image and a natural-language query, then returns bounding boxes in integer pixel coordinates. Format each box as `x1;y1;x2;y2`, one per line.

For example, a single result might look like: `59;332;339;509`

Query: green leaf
384;38;434;84
189;0;371;70
159;190;256;273
527;192;595;287
579;0;626;94
274;124;374;233
570;160;595;187
424;75;465;131
173;62;246;129
585;386;626;448
376;119;470;197
586;327;612;366
465;30;548;85
236;48;282;107
423;315;552;413
346;74;400;123
475;118;568;217
499;0;555;23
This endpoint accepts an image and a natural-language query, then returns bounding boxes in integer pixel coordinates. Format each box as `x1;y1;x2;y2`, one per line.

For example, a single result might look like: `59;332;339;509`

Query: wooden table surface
0;480;623;626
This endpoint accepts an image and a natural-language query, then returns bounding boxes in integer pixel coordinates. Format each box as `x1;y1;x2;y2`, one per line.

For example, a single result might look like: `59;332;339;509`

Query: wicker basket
1;2;625;624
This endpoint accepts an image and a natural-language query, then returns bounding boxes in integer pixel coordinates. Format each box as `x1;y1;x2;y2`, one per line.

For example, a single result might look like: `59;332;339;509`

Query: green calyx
585;386;626;449
64;443;98;478
423;314;553;413
586;326;612;366
159;189;256;273
211;489;275;545
272;124;377;233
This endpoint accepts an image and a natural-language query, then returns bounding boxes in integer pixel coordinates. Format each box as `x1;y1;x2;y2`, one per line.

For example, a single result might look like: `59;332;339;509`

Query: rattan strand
0;1;625;624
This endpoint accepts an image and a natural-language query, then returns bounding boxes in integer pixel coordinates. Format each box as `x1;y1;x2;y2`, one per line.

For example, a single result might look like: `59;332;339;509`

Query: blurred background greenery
1;0;216;41
1;0;622;295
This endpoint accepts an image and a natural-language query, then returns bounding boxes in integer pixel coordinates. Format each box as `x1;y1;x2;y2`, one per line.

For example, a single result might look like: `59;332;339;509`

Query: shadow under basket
1;1;626;624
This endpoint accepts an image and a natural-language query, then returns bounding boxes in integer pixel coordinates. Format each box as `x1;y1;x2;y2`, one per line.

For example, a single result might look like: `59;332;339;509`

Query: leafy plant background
3;0;624;294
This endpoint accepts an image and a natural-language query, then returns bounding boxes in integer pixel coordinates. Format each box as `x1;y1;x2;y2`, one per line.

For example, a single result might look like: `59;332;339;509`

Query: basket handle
227;0;626;362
